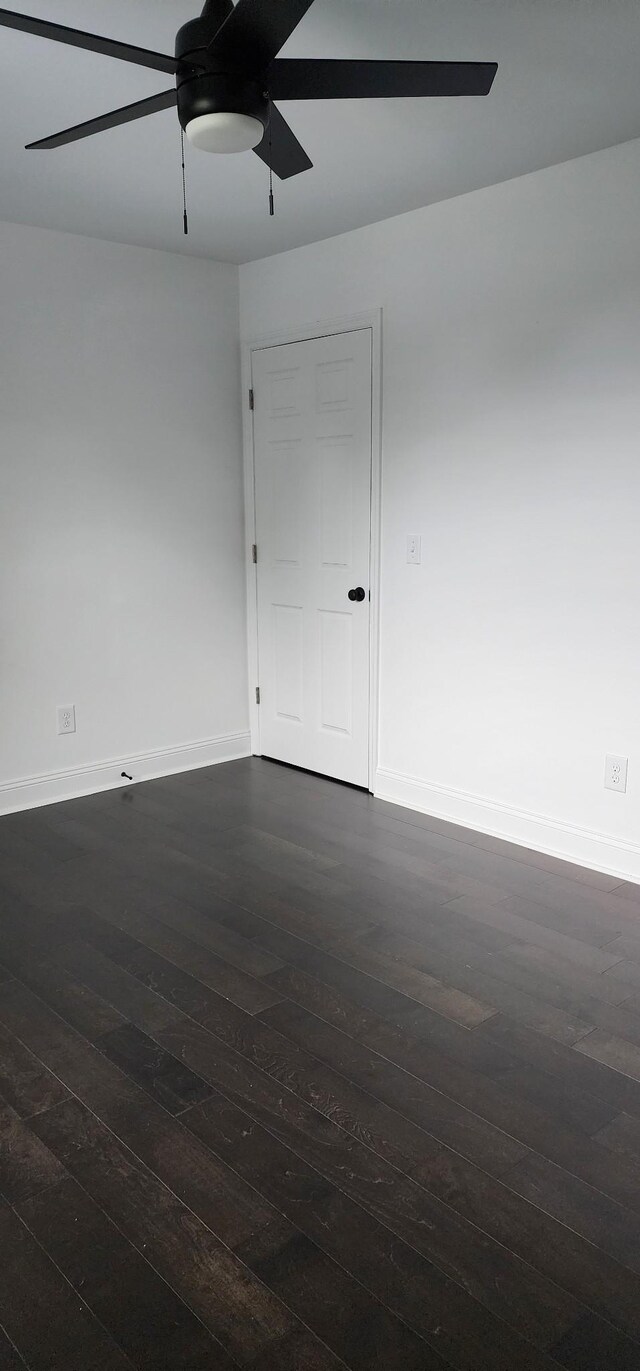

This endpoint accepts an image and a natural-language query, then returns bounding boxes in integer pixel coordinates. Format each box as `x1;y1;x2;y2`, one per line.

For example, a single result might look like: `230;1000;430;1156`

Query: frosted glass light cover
185;112;264;153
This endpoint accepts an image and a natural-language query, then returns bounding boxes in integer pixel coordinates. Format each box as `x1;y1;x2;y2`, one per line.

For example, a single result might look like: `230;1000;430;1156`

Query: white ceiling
1;0;640;264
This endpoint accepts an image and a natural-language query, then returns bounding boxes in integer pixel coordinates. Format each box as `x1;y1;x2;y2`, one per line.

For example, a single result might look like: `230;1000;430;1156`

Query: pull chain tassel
268;100;274;217
181;128;189;236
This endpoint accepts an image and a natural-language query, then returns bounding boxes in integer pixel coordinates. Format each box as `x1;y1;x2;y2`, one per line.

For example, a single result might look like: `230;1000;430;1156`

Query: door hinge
249;387;254;411
255;686;260;704
252;543;257;564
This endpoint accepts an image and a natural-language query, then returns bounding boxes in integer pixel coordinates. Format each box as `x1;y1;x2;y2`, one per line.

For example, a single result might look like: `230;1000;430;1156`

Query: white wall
240;138;640;881
1;220;248;812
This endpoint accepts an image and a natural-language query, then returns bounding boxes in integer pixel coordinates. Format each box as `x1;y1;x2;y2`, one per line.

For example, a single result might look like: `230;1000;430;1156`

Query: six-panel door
252;328;373;787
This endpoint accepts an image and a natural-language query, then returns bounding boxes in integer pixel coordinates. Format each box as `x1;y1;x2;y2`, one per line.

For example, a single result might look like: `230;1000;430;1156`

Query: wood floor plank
64;889;284;1015
142;898;286;978
468;951;640;1046
157;1017;580;1352
66;907;269;1040
97;1021;215;1114
114;938;256;1033
328;935;498;1027
263;960;387;1040
354;927;602;1045
185;1094;562;1371
225;824;340;878
506;1150;640;1274
261;996;529;1176
264;959;514;1075
122;944;530;1181
257;927;475;1030
0;938;126;1041
53;936;185;1032
253;1006;640;1346
1;810;87;864
601;957;640;992
469;845;622;893
263;931;592;1047
373;896;520;958
575;1029;640;1081
158;845;377;947
551;1310;640;1370
263;968;640;1213
0;1019;70;1118
603;931;640;962
0;1099;65;1203
0;977;164;1107
326;851;537;915
0;980;295;1254
477;1013;640;1119
482;894;618;948
444;893;619;955
496;874;640;924
248;992;524;1186
365;924;640;1051
52;814;366;955
477;1049;616;1136
0;1199;136;1371
7;987;479;1371
245;1329;348;1370
261;996;640;1204
593;1110;640;1162
30;1097;299;1365
610;883;640;907
0;826;69;880
55;852;288;979
233;1219;448;1370
0;1329;28;1370
358;1023;640;1217
465;937;631;1006
17;1174;228;1369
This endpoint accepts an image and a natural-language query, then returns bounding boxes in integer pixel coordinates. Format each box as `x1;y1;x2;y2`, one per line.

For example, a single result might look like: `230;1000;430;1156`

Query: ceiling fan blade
269;58;498;100
0;7;184;74
209;0;315;70
26;89;177;150
253;103;312;180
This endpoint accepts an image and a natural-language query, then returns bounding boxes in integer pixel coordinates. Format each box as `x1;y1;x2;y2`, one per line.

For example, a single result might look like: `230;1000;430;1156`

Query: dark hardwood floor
2;759;640;1368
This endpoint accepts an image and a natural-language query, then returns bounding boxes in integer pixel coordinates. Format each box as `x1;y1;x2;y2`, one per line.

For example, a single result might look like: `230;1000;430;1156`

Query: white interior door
252;328;373;787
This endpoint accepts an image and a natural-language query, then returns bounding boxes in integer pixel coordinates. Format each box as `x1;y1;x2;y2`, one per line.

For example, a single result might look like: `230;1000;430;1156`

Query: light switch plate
406;535;421;565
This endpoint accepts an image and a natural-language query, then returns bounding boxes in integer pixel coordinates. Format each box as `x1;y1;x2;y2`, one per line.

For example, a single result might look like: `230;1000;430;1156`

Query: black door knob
348;587;366;602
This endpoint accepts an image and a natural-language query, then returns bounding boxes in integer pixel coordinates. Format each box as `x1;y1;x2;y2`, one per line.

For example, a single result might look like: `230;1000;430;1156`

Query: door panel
252;329;372;787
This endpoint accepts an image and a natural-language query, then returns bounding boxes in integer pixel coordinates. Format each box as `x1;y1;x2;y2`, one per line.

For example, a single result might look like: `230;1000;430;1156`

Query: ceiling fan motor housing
175;1;269;139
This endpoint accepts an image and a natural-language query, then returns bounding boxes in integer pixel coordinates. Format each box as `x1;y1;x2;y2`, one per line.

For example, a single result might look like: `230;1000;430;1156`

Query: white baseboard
375;766;640;885
0;731;251;817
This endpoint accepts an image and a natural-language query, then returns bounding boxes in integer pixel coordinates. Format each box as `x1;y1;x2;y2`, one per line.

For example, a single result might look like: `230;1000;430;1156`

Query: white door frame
241;308;382;790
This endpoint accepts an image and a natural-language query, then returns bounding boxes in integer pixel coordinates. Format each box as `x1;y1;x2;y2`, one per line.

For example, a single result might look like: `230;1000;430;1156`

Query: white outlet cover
604;754;628;792
406;535;421;565
57;705;76;735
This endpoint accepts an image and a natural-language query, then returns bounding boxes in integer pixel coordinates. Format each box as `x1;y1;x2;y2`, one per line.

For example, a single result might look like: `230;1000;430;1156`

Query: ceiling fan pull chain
181;127;189;235
268;99;275;217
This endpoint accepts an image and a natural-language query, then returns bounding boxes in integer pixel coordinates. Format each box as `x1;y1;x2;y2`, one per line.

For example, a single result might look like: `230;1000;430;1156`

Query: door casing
241;308;382;790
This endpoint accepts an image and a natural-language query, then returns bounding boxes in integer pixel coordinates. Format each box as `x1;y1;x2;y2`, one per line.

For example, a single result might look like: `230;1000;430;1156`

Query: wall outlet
406;535;421;565
57;705;76;735
604;754;628;792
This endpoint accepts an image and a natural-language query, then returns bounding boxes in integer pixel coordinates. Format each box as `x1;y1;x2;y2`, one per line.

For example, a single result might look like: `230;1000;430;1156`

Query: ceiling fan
0;1;497;180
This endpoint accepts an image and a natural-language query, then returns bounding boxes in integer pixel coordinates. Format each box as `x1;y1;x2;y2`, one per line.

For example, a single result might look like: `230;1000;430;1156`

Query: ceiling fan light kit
185;112;264;153
0;0;497;211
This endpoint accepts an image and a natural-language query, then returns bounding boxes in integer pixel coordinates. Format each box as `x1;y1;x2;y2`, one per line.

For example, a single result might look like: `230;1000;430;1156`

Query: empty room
2;1;640;1368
